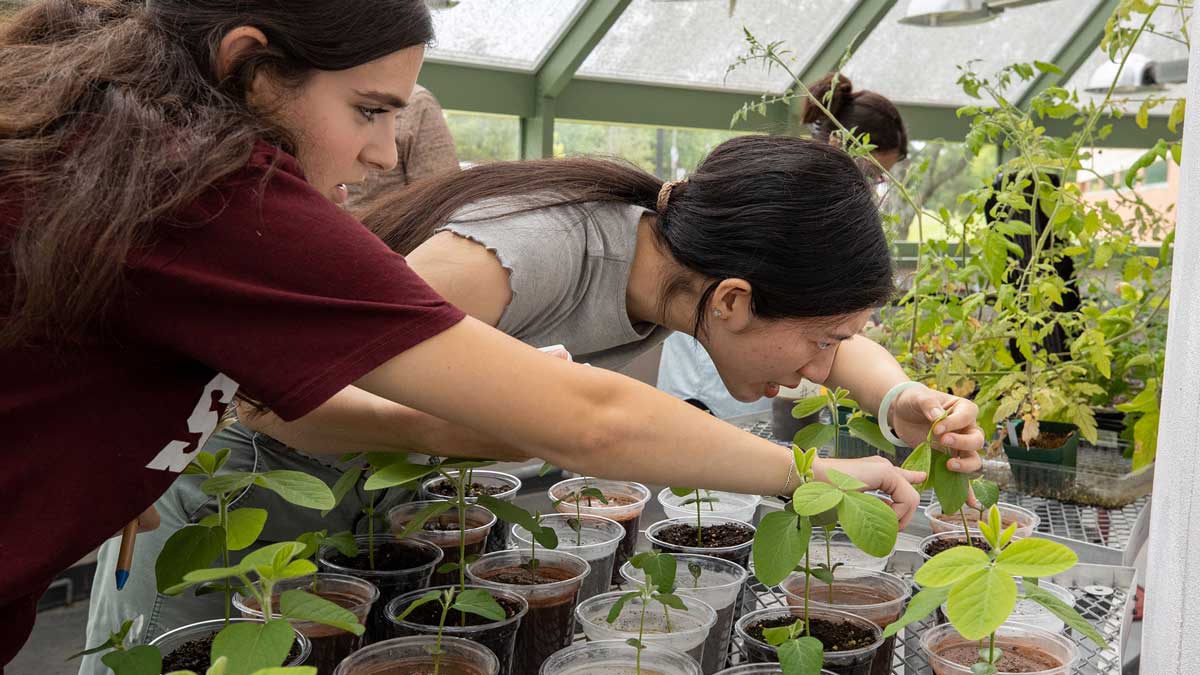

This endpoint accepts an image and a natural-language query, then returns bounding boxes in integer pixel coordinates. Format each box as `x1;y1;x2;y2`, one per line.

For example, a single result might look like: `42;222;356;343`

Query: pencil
115;519;138;591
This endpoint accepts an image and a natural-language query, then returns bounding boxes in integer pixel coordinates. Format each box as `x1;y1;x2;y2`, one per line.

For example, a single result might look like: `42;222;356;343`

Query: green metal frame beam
1015;0;1121;110
787;0;899;128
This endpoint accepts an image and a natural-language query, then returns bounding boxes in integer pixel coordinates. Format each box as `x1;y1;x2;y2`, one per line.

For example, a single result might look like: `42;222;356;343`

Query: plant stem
663;602;672;633
366;492;377;571
456;473;468;595
824;529;833;604
803;552;811;636
988;632;997;665
637;594;648;675
960;510;974;547
434;592;453;675
575;499;583;547
695;491;703;547
219;496;232;624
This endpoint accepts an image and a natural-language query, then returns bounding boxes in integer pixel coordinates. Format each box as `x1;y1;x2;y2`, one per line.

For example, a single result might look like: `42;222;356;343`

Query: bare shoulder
406;230;511;326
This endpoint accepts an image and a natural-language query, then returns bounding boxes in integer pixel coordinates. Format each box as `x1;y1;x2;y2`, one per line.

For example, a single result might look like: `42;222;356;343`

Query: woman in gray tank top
81;135;984;666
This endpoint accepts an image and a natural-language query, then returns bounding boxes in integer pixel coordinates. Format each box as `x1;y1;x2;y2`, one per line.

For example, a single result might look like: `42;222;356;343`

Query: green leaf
971;479;1000;511
883;585;951;637
453;588;507;622
763;623;800;646
211;620;294;675
656;593;688;611
475;495;556;548
254;471;335;510
634;551;677;595
930;450;970;515
1033;60;1063;75
157;525;227;594
323;466;362;517
914;547;991;587
995;538;1077;577
790;481;844;516
100;645;162;675
901;442;932;483
362;460;437;491
793;423;835;451
847;417;898;455
197;508;267;552
824;468;867;492
280;589;365;635
194;451;217;477
752;512;810;586
393;590;443;622
1024;584;1108;648
70;619;136;660
201;474;257;498
946;568;1018;640
837;491;898;558
791;396;828;419
607;591;641;623
279;559;318;580
777;636;824;675
538;461;557;477
212;447;232;474
669;487;696;498
972;663;999;675
394;501;453;540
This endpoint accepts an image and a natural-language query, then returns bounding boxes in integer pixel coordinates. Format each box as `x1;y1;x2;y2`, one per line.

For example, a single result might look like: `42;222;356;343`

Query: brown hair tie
657;180;683;212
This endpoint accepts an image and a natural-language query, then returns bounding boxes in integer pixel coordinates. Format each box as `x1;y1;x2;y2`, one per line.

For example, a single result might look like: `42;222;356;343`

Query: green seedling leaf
806;566;835;585
607;591;641;624
790;481;843;516
439;458;495;470
198;508;268;552
971;663;999;675
362;460;437;491
69;619;137;660
1023;583;1108;647
634;551;677;595
687;562;703;585
323;466;362;517
777;635;824;675
930;449;970;515
538;461;557;477
475;495;557;549
279;559;317;580
626;638;644;649
793;423;835;451
393;590;443;622
847;417;898;455
824;468;867;492
669;487;696;498
762;623;798;647
577;487;609;505
998;522;1018;549
437;562;462;575
280;589;364;635
453;589;507;622
254;471;335;510
752;511;810;586
656;593;688;611
201;474;257;498
157;525;226;594
914;547;991;587
211;619;294;675
791;396;828;419
883;585;951;637
837;491;898;558
946;568;1018;640
212;447;232;474
194;451;218;477
995;538;1077;577
394;501;453;540
100;645;162;675
902;442;932;482
245;541;309;572
971;479;1000;511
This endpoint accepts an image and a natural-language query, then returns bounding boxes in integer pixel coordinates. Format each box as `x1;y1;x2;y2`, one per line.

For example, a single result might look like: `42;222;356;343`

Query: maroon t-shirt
0;142;465;666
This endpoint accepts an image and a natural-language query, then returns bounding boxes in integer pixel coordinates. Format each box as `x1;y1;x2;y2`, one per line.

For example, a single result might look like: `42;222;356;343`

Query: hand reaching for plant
814;456;926;529
889;384;984;473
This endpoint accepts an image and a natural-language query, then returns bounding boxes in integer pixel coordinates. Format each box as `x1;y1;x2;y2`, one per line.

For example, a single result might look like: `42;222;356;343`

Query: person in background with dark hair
658;73;910;418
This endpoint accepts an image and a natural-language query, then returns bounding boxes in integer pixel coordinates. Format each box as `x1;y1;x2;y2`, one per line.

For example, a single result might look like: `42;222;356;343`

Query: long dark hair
358;135;895;336
0;0;433;348
803;73;908;160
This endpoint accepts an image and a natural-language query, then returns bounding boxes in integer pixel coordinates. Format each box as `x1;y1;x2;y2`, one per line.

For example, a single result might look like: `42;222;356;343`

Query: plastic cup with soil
919;531;1000;562
234;573;378;675
540;639;701;675
150;618;311;672
575;591;718;667
1002;420;1080;492
333;634;500;675
388;501;497;587
621;553;748;674
779;567;910;675
385;584;527;675
466;549;590;675
645;516;756;569
317;534;443;643
548;477;651;584
920;622;1078;675
807;528;892;572
421;470;522;552
938;580;1077;636
925;501;1040;538
511;513;624;604
735;606;883;675
657;488;762;525
714;666;839;675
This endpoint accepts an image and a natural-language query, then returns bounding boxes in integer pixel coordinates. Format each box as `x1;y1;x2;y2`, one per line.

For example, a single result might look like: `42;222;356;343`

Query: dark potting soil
161;634;303;672
482;564;576;586
479;565;580;675
656;522;755;549
327;541;438;572
747;616;877;652
924;536;993;558
1024;431;1074;450
939;644;1062;672
402;594;523;627
427;480;511;498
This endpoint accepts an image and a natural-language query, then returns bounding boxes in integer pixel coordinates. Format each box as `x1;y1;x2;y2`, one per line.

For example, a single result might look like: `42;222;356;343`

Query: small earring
713;309;723;318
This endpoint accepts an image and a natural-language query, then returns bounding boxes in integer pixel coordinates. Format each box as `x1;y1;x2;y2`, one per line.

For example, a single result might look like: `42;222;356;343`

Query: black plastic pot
1002;420;1079;491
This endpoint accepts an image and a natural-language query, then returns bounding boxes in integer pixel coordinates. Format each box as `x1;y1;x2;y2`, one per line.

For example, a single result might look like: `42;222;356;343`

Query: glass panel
555;120;745;178
844;0;1107;107
886;141;999;242
427;0;587;71
446;111;521;164
577;0;855;93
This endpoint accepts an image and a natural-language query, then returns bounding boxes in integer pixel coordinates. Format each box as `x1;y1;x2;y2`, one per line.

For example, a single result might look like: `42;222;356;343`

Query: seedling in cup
605;550;688;675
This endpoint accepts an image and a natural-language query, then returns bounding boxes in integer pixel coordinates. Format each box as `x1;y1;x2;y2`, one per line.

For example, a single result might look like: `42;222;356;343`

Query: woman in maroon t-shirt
0;1;984;666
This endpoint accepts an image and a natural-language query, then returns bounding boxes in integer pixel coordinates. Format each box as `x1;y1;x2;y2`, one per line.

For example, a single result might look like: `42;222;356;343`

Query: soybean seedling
606;551;688;675
790;387;897;459
667;487;721;547
885;505;1107;674
554;484;609;546
394;586;506;675
900;407;975;543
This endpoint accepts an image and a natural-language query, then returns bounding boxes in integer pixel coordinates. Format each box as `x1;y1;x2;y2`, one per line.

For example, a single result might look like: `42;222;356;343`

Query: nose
798;345;837;383
361;121;399;173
